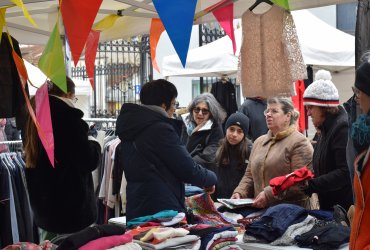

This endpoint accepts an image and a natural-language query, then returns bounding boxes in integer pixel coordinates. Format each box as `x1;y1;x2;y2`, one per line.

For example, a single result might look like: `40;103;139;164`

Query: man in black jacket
116;79;217;221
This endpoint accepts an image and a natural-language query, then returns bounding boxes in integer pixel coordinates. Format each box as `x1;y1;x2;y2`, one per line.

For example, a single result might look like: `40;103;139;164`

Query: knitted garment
238;5;306;98
107;242;142;250
270;215;315;246
134;235;200;250
79;234;133;250
57;224;126;250
186;193;231;225
3;241;57;250
269;166;314;196
303;70;339;107
127;210;178;228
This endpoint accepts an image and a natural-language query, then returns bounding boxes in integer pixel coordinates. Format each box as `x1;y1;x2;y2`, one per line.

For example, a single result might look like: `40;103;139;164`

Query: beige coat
233;127;313;208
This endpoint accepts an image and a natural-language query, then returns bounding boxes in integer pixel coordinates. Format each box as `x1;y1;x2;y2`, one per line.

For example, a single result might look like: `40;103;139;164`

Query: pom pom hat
303;70;340;107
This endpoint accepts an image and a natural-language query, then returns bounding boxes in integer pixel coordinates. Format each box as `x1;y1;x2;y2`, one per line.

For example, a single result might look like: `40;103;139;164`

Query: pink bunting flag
35;83;55;168
85;30;100;89
212;2;236;54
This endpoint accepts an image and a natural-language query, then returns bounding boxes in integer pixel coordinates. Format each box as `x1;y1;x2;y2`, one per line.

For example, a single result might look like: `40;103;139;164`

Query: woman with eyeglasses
23;77;101;241
232;97;313;209
181;93;226;171
302;70;353;212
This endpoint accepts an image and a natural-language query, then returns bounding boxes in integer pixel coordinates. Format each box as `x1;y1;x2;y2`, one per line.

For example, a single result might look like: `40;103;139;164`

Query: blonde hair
267;97;300;126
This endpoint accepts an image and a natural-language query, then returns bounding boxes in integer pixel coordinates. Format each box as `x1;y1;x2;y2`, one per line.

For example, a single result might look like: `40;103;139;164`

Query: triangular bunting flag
150;18;165;73
35;83;55;167
0;8;6;38
10;41;47;161
272;0;290;10
213;3;236;54
61;0;102;66
93;14;120;31
38;21;67;93
10;0;38;27
85;30;100;89
152;0;197;67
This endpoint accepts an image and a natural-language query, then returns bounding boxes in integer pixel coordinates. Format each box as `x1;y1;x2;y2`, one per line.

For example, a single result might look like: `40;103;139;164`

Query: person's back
24;78;101;235
116;79;217;221
239;97;268;141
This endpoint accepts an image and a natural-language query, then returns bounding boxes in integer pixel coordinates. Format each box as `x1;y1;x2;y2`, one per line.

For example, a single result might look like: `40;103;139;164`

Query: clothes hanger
249;0;273;11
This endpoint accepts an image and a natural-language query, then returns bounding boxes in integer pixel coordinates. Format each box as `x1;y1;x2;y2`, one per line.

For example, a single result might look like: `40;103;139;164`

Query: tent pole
63;35;72;77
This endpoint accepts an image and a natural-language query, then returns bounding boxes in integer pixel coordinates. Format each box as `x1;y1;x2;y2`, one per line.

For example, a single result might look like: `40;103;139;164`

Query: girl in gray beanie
214;112;253;198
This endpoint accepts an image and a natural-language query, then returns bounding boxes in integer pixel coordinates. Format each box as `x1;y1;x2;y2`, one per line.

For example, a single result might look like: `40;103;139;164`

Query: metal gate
72;35;152;118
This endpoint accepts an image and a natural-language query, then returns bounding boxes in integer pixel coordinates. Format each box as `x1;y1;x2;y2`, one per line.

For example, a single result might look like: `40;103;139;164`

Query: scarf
351;114;370;153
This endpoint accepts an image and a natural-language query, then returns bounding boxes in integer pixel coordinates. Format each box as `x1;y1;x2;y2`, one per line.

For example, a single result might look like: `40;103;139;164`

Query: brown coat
233;127;313;208
350;149;370;250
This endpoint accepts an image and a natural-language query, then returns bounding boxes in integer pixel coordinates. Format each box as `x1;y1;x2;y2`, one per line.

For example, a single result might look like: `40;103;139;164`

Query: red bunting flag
85;30;100;89
60;0;102;66
150;18;165;73
212;2;236;54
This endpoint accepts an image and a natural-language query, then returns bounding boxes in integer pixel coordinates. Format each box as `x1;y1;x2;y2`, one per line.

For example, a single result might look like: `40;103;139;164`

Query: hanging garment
0;33;29;130
238;5;307;98
210;81;238;118
291;80;307;133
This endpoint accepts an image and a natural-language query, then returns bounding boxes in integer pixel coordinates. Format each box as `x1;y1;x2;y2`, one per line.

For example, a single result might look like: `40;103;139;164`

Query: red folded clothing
269;166;314;196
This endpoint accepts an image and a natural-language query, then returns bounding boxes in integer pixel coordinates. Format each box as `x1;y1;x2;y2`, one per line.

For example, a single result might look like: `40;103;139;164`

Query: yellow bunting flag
93;14;120;31
0;8;6;41
10;0;38;27
38;21;67;93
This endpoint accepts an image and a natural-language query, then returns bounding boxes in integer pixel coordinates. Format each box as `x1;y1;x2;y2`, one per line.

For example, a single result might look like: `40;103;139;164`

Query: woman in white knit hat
302;70;353;211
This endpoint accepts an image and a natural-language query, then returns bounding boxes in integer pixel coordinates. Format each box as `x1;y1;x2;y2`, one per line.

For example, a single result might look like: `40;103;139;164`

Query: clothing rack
0;140;23;152
84;118;116;132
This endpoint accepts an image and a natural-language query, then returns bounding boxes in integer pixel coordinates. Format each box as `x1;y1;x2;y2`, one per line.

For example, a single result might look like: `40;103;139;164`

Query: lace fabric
238;5;306;98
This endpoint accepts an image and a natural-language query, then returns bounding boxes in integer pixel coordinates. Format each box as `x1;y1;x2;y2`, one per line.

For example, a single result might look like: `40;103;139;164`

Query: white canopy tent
2;0;356;45
161;9;355;77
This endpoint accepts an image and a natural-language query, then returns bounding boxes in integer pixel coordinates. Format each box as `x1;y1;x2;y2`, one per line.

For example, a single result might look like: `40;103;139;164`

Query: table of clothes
3;193;350;250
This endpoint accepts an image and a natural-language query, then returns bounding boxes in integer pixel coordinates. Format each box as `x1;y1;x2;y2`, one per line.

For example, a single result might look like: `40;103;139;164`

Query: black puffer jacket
182;121;224;171
25;96;101;233
116;104;217;221
307;106;353;210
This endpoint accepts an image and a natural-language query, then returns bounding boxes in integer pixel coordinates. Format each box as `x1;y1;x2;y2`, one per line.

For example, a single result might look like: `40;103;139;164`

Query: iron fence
72;35;152;118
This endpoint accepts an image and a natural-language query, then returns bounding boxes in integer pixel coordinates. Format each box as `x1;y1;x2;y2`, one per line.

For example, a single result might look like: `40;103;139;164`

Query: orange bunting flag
38;21;67;93
61;0;102;66
11;44;45;148
150;18;165;73
212;2;236;54
85;30;100;89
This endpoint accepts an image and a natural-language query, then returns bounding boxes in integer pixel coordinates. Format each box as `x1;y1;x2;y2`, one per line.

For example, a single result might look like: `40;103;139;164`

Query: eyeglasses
352;86;360;98
171;101;179;108
193;107;210;115
263;108;280;116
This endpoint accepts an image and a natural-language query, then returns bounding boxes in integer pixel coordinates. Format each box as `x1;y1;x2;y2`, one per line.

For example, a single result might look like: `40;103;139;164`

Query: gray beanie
225;112;250;135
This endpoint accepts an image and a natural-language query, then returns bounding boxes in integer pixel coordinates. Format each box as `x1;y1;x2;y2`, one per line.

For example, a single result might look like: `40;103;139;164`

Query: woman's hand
253;191;268;208
204;185;215;194
231;193;241;199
